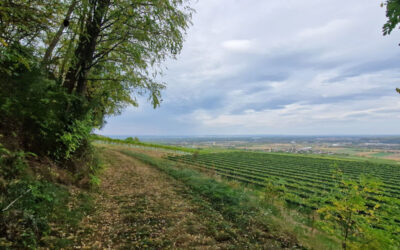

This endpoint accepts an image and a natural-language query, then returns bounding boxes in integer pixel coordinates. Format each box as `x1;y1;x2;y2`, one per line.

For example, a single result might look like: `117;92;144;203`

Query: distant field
168;151;400;235
371;152;395;157
324;147;400;163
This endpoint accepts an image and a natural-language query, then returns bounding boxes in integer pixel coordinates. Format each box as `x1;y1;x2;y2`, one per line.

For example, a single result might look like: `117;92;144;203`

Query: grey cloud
100;0;400;136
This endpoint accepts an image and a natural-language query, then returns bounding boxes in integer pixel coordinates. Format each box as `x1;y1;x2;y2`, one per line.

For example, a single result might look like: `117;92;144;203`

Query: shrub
0;147;95;248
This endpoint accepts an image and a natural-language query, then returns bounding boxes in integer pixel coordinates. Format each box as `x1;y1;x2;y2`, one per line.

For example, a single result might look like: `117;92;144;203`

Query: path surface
74;147;247;249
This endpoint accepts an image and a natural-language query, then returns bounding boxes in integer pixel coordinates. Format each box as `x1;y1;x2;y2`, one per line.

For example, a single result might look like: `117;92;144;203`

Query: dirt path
75;148;242;249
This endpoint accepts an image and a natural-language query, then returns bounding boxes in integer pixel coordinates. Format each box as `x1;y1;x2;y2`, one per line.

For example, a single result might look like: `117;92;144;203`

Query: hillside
3;140;400;248
60;143;354;249
73;144;305;248
2;0;400;249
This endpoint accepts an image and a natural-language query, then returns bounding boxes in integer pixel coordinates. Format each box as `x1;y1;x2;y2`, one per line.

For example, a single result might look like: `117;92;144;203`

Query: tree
382;1;400;95
318;173;392;249
57;0;192;110
42;0;78;64
0;0;193;161
0;2;193;247
125;137;140;143
0;0;64;75
382;0;400;36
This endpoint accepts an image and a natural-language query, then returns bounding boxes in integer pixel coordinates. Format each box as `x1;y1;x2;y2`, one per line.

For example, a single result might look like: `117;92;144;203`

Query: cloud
182;96;400;134
99;0;400;136
221;39;253;52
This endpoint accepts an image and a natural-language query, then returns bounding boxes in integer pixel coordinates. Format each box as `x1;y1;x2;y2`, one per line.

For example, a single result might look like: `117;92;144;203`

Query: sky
98;0;400;136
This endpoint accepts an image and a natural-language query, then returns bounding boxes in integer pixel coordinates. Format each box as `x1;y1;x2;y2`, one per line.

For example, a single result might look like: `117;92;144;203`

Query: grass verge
91;134;198;153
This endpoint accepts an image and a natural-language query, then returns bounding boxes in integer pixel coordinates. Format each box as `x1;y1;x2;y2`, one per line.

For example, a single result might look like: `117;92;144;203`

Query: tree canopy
0;0;193;161
382;0;400;94
383;0;400;36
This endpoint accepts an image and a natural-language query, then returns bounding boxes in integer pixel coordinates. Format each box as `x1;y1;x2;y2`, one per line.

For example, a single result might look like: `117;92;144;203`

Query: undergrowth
0;143;97;249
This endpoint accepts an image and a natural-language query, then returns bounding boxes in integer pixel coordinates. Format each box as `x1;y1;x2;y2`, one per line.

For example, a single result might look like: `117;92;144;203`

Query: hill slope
73;145;305;249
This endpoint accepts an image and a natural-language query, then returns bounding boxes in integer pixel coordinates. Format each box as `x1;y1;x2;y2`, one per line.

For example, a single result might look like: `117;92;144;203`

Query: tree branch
43;0;77;64
1;189;31;212
89;39;126;68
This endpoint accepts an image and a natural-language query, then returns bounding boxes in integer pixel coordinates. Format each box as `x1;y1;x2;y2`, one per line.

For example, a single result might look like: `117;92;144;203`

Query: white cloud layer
100;0;400;136
222;40;254;52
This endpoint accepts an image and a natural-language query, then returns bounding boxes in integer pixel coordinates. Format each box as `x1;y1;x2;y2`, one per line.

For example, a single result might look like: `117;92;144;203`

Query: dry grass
75;148;242;249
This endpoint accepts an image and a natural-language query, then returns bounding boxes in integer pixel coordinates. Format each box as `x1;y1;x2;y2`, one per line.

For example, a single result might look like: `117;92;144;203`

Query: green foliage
55;116;92;160
0;59;91;161
0;0;193;247
0;180;93;248
125;136;140;143
0;149;29;180
262;177;287;203
0;0;193;161
318;174;395;249
0;45;35;76
383;0;400;36
0;0;64;76
0;149;94;249
383;1;400;94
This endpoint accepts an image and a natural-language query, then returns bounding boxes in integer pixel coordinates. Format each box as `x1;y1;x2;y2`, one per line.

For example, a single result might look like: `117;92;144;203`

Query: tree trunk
43;0;77;64
63;0;110;95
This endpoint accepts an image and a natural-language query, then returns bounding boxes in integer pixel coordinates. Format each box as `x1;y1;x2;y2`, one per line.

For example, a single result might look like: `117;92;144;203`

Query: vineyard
168;152;400;236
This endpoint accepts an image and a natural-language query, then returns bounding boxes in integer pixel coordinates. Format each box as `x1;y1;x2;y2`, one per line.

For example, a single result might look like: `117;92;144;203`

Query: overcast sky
99;0;400;136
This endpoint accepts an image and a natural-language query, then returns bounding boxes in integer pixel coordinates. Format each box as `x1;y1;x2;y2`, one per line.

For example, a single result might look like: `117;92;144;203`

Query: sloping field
168;152;400;236
74;145;308;249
